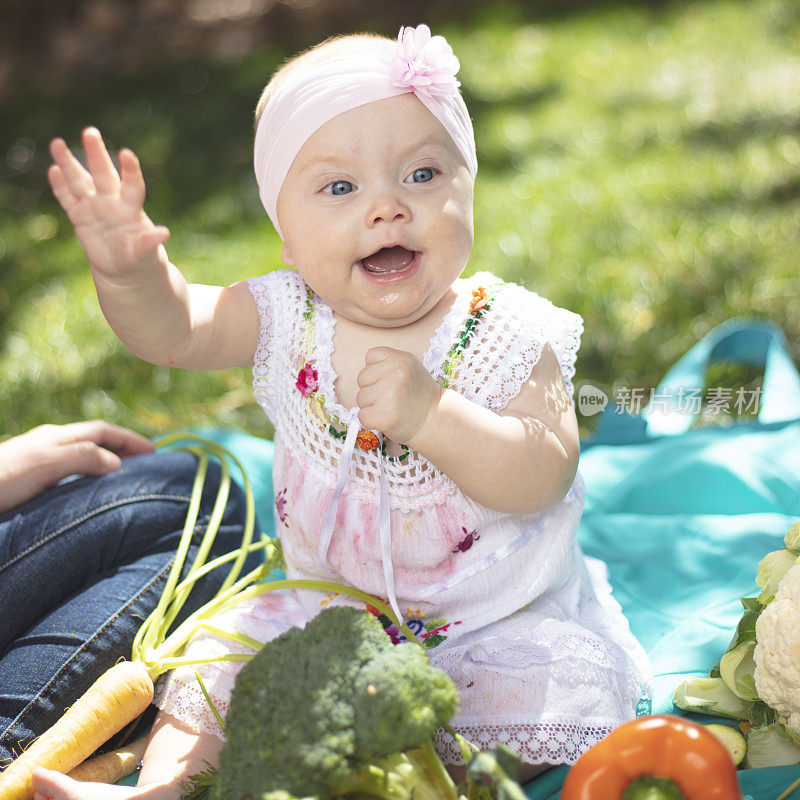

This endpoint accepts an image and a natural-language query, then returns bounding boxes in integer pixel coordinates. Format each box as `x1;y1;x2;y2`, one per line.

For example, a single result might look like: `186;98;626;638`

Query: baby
37;24;650;800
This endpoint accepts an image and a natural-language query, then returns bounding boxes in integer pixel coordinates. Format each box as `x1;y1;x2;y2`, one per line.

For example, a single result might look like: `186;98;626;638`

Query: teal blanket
569;424;800;800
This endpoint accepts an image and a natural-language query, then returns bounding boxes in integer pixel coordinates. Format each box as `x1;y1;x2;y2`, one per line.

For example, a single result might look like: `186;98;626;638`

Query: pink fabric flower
386;24;461;99
296;363;319;397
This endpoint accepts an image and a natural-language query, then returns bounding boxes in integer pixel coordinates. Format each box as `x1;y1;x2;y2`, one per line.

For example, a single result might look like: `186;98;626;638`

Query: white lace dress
154;269;652;765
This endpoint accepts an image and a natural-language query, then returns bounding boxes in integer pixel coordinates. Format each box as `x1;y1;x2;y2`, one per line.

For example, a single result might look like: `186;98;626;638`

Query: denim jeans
0;449;261;765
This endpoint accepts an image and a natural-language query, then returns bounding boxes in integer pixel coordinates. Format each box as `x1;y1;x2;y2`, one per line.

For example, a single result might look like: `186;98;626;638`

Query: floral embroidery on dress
295;363;319;397
418;618;463;649
365;603;462;649
452;526;480;553
294;290;361;443
356;429;381;451
295;287;398;455
469;286;490;314
275;488;289;527
319;591;338;607
442;284;498;388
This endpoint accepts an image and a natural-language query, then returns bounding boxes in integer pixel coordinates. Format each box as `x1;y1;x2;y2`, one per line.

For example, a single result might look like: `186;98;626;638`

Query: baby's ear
281;241;296;267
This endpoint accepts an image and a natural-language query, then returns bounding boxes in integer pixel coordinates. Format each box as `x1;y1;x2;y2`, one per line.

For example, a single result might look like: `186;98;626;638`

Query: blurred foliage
0;0;682;104
1;0;799;441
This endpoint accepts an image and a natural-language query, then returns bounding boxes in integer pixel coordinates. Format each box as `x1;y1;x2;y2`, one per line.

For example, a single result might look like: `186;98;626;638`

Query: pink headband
254;25;478;240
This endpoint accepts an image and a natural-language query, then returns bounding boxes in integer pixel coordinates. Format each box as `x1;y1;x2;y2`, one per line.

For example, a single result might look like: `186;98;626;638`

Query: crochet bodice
248;269;583;513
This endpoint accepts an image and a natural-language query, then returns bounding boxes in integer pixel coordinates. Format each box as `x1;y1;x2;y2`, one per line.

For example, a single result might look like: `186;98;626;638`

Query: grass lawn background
1;0;798;441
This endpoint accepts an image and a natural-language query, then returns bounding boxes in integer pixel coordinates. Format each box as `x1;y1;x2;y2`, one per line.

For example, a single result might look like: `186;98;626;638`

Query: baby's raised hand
48;128;170;283
356;347;441;446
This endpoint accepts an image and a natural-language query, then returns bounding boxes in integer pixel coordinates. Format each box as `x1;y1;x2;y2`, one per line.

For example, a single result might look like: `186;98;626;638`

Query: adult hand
48;127;170;284
0;421;154;515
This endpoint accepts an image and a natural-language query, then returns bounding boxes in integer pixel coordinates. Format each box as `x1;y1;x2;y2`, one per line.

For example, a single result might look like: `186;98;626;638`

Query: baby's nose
367;192;411;226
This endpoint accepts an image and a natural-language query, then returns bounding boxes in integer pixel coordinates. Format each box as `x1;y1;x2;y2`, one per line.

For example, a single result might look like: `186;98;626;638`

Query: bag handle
642;318;800;435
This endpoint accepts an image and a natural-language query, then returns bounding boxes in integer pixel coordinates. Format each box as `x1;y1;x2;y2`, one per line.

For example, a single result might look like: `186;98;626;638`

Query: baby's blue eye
406;168;436;184
323;180;354;196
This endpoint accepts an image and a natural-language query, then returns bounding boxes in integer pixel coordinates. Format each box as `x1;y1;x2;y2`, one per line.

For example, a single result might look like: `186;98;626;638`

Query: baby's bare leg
137;710;225;797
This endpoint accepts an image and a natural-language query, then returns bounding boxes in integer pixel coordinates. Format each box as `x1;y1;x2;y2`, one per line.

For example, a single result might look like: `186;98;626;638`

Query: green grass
1;0;798;440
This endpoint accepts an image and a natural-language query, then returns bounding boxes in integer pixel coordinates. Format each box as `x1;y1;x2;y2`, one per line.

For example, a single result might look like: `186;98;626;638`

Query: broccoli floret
352;644;459;761
209;606;461;800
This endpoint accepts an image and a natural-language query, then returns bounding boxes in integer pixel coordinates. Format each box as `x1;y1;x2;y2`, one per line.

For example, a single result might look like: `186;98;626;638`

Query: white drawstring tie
318;408;404;626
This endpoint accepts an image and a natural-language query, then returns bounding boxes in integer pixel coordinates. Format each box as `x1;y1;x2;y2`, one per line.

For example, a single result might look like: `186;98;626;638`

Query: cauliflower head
754;561;800;735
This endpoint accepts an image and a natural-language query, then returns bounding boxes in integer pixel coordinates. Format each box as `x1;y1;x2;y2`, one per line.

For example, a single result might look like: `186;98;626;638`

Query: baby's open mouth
360;246;417;275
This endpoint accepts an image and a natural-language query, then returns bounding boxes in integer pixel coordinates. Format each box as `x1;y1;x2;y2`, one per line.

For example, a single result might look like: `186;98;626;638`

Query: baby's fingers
119;148;146;208
32;767;82;799
356;360;386;389
82;127;121;195
48;163;79;214
49;137;93;198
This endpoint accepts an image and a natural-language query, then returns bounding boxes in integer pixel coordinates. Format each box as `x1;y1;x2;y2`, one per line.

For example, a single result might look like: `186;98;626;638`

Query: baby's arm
357;342;579;515
32;710;224;800
48;127;258;370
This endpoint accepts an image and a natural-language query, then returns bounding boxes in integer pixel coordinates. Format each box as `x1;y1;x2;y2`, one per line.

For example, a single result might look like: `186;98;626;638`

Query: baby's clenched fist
355;347;441;446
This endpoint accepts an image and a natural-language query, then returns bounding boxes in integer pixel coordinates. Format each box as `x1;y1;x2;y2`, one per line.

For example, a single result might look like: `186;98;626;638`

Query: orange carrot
0;661;153;800
67;734;148;784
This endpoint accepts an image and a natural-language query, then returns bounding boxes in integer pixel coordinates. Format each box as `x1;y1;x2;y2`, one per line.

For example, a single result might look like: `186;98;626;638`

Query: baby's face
276;93;474;328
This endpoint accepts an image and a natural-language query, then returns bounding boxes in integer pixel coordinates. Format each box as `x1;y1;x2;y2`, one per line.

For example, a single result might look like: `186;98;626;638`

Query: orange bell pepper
560;715;742;800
